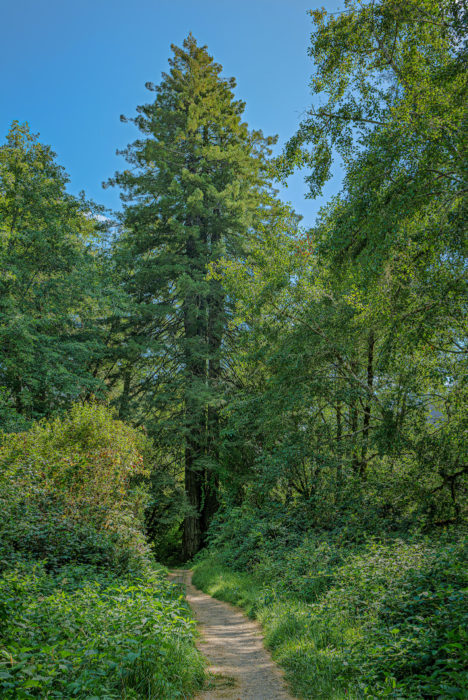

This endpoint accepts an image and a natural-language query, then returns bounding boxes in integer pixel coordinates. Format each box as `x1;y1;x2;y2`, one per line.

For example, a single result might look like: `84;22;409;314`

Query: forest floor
169;570;294;700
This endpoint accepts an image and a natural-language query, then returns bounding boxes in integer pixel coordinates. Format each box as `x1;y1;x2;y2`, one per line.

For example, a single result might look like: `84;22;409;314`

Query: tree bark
183;443;202;559
336;400;343;483
349;362;360;474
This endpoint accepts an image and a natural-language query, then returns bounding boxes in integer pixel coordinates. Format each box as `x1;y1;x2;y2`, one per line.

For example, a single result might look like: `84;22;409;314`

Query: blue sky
1;0;344;228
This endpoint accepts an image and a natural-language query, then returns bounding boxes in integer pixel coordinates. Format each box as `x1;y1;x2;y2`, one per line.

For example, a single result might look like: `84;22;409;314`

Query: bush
0;403;152;573
0;404;206;698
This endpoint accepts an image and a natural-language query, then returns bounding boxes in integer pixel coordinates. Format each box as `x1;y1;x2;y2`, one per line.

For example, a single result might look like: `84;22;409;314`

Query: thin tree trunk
349;362;360;474
336;400;343;483
360;331;375;479
119;365;131;420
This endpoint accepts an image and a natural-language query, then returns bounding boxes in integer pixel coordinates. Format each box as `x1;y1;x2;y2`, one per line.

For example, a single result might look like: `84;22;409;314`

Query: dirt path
169;570;294;700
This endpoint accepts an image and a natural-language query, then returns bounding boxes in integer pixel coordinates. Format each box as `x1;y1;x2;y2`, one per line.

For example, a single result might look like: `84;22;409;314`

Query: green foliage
192;559;263;618
213;0;467;532
0;387;30;433
109;34;282;557
0;122;110;424
2;3;466;696
194;519;467;699
279;0;467;198
111;35;286;557
0;403;152;573
0;563;204;699
0;404;206;698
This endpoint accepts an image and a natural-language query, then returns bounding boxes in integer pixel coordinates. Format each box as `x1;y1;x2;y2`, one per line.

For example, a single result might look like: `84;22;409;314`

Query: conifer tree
111;35;275;558
0;122;107;427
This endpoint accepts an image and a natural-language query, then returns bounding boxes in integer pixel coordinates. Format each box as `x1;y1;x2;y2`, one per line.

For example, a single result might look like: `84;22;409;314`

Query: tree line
1;0;466;559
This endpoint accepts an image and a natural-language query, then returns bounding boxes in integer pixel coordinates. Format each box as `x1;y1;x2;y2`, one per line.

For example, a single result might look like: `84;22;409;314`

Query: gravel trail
169;569;294;700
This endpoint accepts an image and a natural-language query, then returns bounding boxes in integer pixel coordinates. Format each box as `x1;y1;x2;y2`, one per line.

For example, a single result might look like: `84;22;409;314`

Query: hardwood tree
214;0;467;525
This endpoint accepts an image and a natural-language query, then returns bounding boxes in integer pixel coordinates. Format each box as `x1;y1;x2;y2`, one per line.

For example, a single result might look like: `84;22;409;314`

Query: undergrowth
193;512;467;699
0;563;203;699
0;404;205;699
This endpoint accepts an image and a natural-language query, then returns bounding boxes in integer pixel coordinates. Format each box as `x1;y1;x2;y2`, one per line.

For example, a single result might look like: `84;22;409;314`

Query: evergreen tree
0;122;107;426
110;35;275;557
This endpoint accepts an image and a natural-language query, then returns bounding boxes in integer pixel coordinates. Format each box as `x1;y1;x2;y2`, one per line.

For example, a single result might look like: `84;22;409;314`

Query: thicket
193;1;467;697
0;405;204;698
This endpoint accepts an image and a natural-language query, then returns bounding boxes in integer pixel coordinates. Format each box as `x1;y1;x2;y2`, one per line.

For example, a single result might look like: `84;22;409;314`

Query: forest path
169;569;294;700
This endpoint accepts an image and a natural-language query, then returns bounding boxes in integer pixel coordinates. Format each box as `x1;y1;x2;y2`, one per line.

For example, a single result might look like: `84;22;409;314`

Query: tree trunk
182;230;206;559
360;331;375;479
200;231;224;538
349;362;359;474
336;400;343;483
182;443;202;559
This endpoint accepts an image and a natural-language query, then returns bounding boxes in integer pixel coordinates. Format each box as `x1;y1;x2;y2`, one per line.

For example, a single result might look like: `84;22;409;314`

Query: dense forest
1;0;467;698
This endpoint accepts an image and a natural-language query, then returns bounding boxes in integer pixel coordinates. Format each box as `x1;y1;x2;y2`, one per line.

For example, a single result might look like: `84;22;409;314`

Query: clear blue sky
1;0;344;228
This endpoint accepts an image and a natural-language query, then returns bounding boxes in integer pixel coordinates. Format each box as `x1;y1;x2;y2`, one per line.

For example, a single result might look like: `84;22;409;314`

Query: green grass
192;561;262;616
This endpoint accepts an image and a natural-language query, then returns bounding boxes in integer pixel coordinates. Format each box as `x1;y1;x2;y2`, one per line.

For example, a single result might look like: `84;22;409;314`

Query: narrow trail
169;570;294;700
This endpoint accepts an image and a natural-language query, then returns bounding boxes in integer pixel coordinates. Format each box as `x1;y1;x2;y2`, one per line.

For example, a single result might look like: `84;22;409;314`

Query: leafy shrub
0;404;206;698
0;403;152;573
0;387;30;434
349;540;468;697
205;502;305;573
